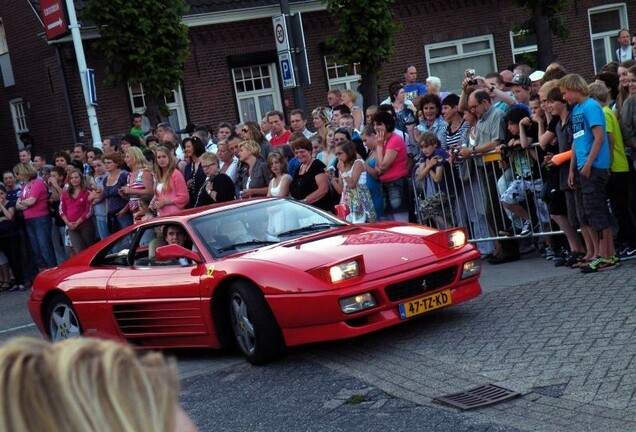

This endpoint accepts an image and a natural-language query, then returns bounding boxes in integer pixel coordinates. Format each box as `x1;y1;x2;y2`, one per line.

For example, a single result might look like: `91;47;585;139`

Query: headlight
339;292;377;314
461;259;481;279
330;260;359;283
448;230;467;248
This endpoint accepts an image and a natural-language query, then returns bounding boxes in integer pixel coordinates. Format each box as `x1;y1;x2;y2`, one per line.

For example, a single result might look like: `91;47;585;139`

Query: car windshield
189;199;346;258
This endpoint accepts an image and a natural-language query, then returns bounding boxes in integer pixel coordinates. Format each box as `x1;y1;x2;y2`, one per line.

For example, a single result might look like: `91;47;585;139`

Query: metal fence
412;144;564;246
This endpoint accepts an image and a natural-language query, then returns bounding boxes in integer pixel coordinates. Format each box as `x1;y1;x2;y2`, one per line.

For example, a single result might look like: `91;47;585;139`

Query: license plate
398;289;452;319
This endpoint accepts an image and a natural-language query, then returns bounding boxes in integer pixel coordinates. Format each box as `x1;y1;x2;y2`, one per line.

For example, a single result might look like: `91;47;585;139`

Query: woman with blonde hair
0;337;197;432
340;89;363;130
238;140;271;198
60;168;96;253
318;125;338;168
122;146;153;218
14;162;57;270
193;151;236;207
151;145;189;216
311;106;331;141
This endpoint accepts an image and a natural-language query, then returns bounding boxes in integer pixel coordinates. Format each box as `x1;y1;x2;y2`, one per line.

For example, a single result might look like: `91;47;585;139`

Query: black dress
194;174;236;207
185;161;206;209
290;159;332;212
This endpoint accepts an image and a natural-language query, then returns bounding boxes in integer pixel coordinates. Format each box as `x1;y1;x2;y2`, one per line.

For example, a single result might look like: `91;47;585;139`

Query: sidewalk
309;256;636;431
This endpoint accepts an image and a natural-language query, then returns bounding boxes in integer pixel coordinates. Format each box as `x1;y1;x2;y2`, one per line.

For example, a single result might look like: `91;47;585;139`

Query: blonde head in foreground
0;337;196;432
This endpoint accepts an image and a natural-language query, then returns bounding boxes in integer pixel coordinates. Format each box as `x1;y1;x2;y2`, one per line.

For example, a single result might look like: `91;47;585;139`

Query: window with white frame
510;31;538;66
10;99;27;132
10;98;28;148
324;55;363;109
588;4;628;72
127;83;187;132
425;35;497;95
232;64;282;124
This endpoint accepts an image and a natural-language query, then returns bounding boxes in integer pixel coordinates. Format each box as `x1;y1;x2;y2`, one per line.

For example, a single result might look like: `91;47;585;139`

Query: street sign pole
64;0;102;148
277;0;305;113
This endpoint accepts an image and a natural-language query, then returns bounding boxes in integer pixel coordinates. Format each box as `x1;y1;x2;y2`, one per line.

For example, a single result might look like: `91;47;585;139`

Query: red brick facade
0;0;634;171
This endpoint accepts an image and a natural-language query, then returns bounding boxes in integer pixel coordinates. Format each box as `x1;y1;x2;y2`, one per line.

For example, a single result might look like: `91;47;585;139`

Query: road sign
272;15;291;53
278;51;296;89
40;0;69;41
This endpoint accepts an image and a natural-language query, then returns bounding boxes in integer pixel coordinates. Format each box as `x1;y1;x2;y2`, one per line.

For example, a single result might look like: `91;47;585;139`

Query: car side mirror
155;244;202;264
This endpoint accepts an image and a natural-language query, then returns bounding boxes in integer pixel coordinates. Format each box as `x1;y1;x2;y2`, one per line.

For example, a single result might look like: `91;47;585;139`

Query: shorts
382;177;410;214
578;168;611;231
549;189;567;216
500;178;543;205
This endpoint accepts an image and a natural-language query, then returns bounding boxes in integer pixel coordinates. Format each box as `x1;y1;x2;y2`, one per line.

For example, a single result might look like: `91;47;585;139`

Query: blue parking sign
278;51;296;88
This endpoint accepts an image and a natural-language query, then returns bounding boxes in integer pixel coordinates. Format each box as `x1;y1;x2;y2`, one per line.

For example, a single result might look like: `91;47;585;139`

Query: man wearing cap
505;74;532;106
615;29;634;63
529;70;545;93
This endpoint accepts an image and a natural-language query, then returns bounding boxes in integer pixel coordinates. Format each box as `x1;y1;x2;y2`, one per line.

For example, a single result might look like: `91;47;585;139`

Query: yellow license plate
398;289;452;319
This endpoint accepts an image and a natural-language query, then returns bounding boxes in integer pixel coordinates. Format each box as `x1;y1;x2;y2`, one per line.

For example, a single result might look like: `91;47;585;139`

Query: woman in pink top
373;110;410;222
60;169;96;254
150;146;189;216
14;162;57;269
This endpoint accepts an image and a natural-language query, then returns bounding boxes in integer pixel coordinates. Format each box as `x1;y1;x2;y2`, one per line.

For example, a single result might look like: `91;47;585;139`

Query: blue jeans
95;215;110;241
26;215;57;269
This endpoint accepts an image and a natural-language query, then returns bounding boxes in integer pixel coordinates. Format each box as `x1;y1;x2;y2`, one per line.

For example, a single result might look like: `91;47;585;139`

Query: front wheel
47;295;82;341
228;281;284;365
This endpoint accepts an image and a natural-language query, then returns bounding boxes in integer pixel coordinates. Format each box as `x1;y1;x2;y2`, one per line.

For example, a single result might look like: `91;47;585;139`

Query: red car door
106;260;208;342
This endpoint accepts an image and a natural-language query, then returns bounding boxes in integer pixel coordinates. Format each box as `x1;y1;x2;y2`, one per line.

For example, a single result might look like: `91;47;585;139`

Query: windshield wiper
277;223;341;238
217;240;278;253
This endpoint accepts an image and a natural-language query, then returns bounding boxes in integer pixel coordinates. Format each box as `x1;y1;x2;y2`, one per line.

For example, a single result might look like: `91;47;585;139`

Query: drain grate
433;384;520;410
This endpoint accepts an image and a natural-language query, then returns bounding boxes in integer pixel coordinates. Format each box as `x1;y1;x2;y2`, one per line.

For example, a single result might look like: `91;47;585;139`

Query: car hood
243;224;461;273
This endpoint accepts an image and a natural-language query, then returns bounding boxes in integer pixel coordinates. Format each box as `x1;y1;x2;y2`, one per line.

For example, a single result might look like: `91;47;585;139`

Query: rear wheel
228;281;284;365
46;295;82;341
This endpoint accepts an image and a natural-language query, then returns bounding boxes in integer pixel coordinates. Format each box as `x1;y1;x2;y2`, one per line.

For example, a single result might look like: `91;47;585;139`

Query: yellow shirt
603;106;629;172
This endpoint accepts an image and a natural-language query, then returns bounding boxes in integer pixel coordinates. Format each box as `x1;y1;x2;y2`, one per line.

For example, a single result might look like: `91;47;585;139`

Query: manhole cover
433;384;520;410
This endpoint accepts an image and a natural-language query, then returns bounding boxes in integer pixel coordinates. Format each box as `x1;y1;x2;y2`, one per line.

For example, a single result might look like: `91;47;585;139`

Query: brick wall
0;0;634;173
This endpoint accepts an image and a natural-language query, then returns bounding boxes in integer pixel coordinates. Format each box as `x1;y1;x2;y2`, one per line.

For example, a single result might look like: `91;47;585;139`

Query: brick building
0;0;634;171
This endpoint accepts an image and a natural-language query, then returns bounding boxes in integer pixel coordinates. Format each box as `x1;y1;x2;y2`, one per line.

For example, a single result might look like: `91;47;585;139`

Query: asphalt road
1;253;634;431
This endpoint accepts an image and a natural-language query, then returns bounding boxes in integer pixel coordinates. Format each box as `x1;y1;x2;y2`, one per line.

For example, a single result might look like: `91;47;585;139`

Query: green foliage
323;0;401;75
84;0;190;100
513;0;571;41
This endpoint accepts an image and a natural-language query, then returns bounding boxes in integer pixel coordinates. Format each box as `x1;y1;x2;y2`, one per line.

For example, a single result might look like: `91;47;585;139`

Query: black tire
46;294;82;341
228;281;284;365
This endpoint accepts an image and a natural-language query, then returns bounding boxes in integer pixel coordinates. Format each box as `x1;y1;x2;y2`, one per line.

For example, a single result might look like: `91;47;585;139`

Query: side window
137;223;195;267
93;231;136;267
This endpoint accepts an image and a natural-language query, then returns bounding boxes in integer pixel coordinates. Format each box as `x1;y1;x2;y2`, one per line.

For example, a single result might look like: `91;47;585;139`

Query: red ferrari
28;198;482;364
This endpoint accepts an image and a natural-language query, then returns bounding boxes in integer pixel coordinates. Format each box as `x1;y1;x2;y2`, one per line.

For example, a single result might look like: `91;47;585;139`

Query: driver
164;224;188;246
162;224;194;264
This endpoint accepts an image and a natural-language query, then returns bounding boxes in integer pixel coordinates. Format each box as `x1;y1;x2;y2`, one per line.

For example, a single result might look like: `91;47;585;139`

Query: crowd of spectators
2;29;636;289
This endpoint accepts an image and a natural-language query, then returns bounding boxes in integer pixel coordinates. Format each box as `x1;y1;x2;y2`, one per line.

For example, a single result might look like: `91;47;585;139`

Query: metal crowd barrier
412;144;564;245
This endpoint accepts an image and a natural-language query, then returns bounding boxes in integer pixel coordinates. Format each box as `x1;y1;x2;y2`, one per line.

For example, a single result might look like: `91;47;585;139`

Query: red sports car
28;198;482;364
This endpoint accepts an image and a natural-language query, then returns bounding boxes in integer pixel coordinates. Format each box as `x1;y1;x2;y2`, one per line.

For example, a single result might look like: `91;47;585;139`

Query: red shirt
270;129;291;147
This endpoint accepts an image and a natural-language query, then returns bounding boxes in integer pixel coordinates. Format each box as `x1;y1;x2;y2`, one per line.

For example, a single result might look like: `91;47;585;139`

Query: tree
323;0;401;108
84;0;190;122
513;0;571;70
